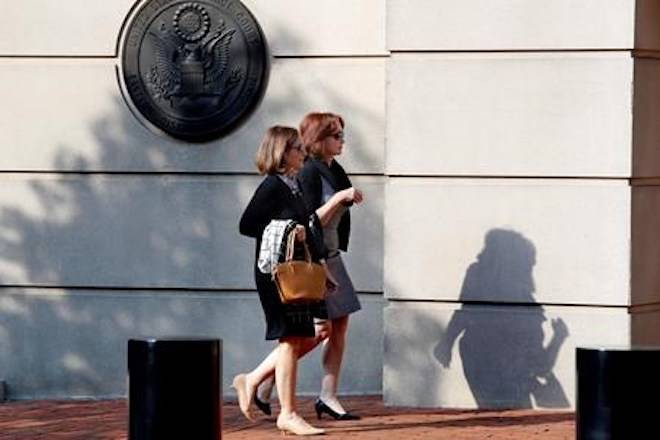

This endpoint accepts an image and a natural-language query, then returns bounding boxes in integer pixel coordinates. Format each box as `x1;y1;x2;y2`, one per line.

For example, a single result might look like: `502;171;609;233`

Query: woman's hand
338;187;364;205
294;225;306;242
316;187;365;227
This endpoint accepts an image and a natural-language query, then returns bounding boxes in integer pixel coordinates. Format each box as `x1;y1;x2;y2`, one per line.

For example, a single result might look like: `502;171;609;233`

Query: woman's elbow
239;219;256;238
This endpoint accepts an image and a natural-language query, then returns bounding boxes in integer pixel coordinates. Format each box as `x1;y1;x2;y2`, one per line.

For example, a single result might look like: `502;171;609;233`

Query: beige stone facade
0;0;658;408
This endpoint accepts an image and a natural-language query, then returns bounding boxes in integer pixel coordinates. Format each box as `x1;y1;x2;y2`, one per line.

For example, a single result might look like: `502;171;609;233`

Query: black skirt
255;267;323;340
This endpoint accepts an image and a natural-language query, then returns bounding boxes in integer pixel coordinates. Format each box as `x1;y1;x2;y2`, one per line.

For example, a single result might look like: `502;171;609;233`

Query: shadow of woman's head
467;228;536;303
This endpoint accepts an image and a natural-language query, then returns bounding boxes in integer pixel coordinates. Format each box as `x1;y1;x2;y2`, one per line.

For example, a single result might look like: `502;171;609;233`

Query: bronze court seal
120;0;269;142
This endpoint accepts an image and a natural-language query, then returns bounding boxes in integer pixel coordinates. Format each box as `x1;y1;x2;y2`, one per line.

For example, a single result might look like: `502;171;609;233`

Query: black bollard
128;338;222;440
576;346;660;440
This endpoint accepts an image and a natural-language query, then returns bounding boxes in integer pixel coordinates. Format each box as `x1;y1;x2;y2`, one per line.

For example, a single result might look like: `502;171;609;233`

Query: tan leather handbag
273;230;326;304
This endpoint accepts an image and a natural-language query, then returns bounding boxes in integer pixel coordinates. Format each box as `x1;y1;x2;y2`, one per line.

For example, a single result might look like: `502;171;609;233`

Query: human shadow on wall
434;229;570;408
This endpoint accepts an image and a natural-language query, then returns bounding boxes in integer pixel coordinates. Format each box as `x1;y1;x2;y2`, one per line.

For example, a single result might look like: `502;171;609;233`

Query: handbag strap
284;227;312;263
285;228;296;261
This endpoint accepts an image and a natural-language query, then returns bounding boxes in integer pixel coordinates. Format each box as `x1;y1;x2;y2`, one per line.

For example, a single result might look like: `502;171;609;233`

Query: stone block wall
383;0;660;409
0;0;386;399
2;1;659;408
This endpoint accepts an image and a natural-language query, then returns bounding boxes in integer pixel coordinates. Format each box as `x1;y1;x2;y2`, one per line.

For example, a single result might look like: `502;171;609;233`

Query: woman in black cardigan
234;126;358;436
297;112;363;420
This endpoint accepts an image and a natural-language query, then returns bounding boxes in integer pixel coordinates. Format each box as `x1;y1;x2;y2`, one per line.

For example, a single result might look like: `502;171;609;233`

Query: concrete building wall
1;0;659;407
0;289;383;399
631;0;660;349
387;0;635;50
383;0;659;409
0;0;386;399
384;303;629;408
387;53;632;177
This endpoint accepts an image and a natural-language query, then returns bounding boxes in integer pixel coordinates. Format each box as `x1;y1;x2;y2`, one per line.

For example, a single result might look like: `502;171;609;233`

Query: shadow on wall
0;95;246;397
434;229;570;409
0;19;383;398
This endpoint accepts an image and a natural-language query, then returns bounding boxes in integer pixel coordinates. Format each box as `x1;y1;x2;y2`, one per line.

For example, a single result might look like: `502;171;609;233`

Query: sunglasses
328;131;344;141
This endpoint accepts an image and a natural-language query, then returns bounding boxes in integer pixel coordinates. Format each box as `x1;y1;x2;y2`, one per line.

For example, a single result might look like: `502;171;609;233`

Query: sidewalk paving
0;396;574;439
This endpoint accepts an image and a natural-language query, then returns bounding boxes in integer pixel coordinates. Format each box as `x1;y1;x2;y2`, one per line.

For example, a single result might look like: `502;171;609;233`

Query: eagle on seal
146;19;238;104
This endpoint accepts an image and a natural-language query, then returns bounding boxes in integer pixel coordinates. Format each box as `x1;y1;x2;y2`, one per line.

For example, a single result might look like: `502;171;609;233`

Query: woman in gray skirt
297;112;363;420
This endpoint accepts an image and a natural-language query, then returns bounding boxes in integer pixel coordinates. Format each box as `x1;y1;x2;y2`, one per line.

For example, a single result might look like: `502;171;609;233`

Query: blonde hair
255;126;300;175
299;112;344;159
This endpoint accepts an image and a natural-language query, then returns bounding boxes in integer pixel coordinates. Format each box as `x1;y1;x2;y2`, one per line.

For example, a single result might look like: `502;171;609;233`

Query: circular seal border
117;0;270;143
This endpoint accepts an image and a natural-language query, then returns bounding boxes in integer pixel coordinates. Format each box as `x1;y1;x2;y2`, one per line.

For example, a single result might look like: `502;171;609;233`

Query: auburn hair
299;112;344;159
255;126;299;175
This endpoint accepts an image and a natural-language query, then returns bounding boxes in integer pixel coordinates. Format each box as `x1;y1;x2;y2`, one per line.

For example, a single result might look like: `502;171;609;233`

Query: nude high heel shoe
231;374;255;422
276;413;325;436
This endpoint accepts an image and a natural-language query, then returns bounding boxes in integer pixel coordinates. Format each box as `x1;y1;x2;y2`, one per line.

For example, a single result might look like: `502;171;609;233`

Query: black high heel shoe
314;398;361;421
254;395;271;416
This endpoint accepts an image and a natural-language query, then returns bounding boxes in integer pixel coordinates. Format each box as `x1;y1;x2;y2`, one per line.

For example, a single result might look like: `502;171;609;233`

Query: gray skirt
323;254;361;320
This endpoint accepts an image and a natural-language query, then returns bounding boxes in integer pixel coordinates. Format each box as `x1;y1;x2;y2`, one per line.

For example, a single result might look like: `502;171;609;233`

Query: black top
239;174;325;340
298;158;352;252
239;174;323;261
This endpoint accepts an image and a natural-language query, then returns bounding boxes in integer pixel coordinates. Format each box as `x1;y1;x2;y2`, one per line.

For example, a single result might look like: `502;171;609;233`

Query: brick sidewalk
0;396;574;439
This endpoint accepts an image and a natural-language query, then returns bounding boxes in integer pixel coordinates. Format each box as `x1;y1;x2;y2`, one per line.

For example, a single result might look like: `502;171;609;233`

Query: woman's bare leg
319;315;349;413
249;322;330;402
244;345;278;402
274;336;325;435
275;337;300;415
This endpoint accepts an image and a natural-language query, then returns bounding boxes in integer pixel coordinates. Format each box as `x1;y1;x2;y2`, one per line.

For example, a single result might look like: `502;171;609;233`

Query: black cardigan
239;174;323;262
297;158;352;252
